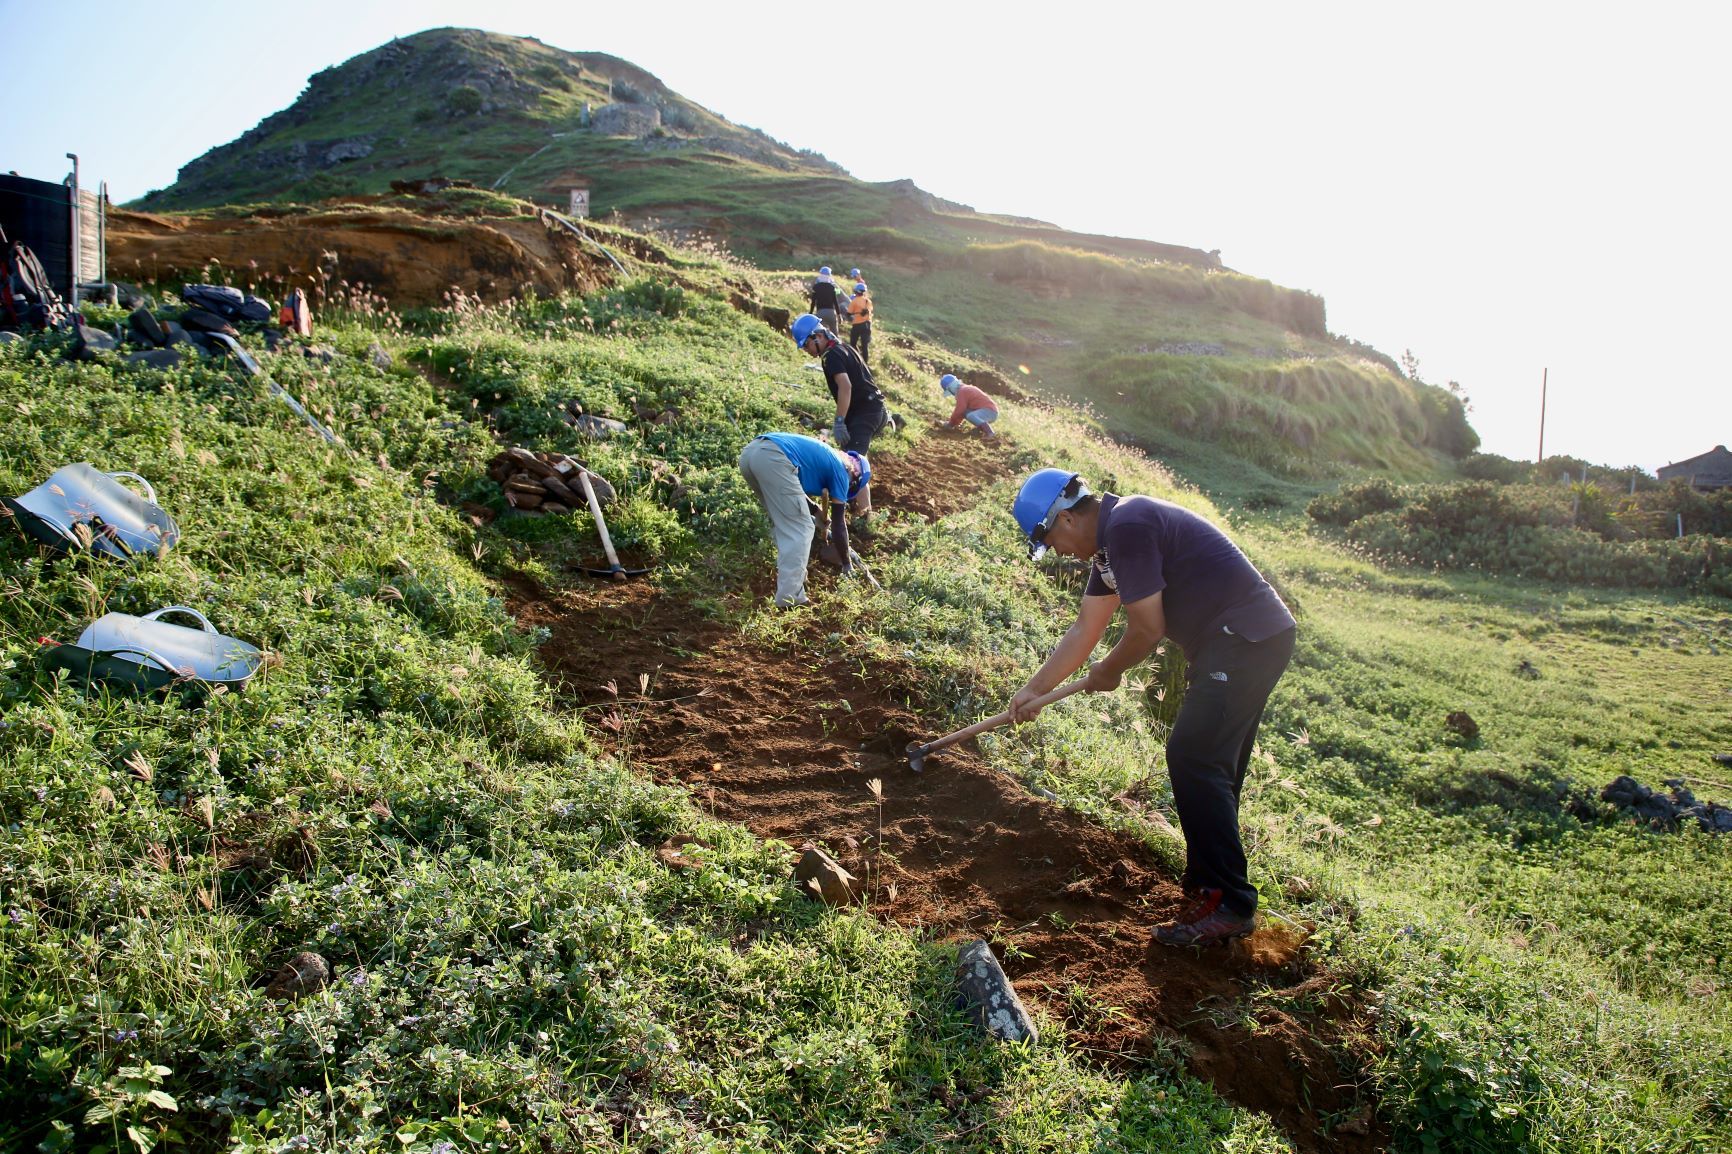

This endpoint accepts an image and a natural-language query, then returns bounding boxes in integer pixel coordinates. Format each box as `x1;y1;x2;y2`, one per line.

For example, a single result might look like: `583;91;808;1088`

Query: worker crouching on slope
847;281;874;363
791;312;888;515
939;373;999;439
1006;469;1296;947
737;432;870;608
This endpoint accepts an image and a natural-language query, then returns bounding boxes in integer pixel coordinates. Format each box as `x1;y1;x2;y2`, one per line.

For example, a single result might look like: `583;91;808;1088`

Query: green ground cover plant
0;289;1298;1152
5;221;1730;1152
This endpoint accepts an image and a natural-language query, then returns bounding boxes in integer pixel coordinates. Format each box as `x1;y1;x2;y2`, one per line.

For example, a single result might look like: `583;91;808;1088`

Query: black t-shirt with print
821;340;884;411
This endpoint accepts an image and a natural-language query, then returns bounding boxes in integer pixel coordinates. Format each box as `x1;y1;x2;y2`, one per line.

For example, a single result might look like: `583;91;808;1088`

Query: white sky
5;1;1727;471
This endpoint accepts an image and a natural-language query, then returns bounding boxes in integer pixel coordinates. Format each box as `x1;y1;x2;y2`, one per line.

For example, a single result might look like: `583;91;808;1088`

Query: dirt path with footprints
506;433;1384;1151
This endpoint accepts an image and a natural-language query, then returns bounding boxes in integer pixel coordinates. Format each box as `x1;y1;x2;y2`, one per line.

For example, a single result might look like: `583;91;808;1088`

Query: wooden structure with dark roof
1657;445;1732;490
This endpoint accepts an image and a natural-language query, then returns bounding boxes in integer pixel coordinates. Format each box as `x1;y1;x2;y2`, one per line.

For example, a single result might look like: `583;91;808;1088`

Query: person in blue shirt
1008;468;1297;948
737;432;871;607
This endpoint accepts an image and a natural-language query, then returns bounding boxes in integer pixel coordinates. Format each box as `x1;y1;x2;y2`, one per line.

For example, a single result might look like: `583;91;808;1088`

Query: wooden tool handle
576;469;623;572
919;679;1089;756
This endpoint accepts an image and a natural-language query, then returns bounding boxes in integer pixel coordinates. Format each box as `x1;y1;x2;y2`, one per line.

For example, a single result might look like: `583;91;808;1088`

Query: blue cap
939;373;960;396
846;451;871;497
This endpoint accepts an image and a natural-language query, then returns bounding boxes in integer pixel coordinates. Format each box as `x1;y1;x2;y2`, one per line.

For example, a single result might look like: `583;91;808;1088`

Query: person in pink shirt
939;374;999;439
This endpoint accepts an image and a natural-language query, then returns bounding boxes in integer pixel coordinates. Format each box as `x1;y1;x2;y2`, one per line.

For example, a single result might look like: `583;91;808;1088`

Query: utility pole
1537;367;1548;464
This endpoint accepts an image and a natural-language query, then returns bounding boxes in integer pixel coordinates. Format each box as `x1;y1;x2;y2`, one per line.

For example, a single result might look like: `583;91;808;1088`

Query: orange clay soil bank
503;444;1386;1152
105;201;616;307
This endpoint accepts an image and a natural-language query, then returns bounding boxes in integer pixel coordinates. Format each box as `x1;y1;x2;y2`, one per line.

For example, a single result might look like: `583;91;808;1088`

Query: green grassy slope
0;278;1299;1153
130;28;1475;493
4;227;1729;1151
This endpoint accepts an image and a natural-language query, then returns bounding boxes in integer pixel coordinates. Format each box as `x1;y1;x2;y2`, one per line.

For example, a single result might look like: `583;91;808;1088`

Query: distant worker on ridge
939;373;999;439
808;266;842;337
847;281;874;364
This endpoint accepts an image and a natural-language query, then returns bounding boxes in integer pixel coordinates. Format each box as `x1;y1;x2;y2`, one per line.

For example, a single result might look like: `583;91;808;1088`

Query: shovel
906;679;1089;772
576;468;653;581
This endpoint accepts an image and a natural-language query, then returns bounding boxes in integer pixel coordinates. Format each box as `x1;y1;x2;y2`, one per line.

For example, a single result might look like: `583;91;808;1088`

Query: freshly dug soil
504;437;1384;1151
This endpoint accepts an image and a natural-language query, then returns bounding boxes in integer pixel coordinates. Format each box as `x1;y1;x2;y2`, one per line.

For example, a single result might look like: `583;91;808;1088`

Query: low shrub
1309;479;1732;595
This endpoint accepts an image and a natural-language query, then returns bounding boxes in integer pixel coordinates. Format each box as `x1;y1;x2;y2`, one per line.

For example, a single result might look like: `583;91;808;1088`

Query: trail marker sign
568;186;591;218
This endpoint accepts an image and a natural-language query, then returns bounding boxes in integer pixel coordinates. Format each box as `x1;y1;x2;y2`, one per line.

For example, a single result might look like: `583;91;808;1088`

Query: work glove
831;417;851;447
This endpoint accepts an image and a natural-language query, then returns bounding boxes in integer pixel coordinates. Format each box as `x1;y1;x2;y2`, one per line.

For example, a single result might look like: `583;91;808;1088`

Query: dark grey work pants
1166;625;1296;917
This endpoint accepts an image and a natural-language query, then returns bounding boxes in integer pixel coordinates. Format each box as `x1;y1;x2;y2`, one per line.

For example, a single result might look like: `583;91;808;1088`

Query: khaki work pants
738;438;814;607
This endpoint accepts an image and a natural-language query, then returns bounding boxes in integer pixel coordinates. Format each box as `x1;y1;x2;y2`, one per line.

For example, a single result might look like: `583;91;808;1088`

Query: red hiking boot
1153;887;1255;947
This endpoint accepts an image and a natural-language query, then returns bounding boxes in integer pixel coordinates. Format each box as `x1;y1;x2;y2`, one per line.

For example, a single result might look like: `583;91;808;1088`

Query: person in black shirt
791;312;888;514
808;267;842;336
1008;468;1297;949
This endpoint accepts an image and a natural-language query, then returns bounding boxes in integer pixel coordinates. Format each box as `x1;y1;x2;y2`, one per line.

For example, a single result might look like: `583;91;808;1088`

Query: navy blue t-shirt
1083;494;1294;660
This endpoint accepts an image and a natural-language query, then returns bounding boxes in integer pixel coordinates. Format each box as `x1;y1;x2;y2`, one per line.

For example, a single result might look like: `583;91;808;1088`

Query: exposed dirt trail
506;436;1384;1152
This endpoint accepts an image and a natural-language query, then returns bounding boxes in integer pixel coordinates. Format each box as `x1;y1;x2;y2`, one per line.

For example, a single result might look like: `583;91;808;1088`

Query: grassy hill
130;28;1474;497
3;215;1730;1151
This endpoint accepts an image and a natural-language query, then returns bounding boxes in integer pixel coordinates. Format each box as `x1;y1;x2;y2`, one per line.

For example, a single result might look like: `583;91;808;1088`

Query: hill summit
129;27;1478;485
140;28;839;209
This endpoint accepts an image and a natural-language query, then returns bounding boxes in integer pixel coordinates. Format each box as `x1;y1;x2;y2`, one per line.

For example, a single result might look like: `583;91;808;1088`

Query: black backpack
1;226;68;330
182;283;274;325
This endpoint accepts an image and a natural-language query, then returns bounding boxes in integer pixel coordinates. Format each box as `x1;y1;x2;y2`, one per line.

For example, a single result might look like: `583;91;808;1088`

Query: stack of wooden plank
485;447;614;515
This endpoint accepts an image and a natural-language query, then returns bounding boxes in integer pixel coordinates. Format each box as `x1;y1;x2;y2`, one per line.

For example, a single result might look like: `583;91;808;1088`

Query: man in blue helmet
790;312;889;513
737;431;871;607
1007;468;1296;948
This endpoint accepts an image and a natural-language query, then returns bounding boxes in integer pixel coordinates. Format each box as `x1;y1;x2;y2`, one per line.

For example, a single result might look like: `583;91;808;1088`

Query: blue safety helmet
849;267;861;278
1012;469;1090;558
819;266;832;276
845;451;872;498
939;373;960;396
790;313;824;347
854;282;867;294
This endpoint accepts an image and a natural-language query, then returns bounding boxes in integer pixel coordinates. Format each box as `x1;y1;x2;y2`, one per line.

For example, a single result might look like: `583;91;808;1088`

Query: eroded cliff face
106;200;616;307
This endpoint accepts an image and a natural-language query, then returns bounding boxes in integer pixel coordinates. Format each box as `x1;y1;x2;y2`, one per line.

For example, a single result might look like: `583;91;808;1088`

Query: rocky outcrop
1601;774;1732;833
591;102;661;137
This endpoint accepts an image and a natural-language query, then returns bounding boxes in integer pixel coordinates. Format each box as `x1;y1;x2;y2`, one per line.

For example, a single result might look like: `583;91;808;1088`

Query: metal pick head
905;740;928;773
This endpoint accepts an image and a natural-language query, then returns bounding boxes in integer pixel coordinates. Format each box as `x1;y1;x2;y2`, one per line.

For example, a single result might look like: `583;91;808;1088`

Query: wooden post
1537;367;1548;464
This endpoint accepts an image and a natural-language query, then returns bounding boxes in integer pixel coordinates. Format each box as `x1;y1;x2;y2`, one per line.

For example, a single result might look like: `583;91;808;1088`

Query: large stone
573;413;627;438
72;323;119;360
323;138;375;165
793;845;856;906
123;349;183;370
956;939;1039;1044
264;951;330;1001
129;307;168;347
